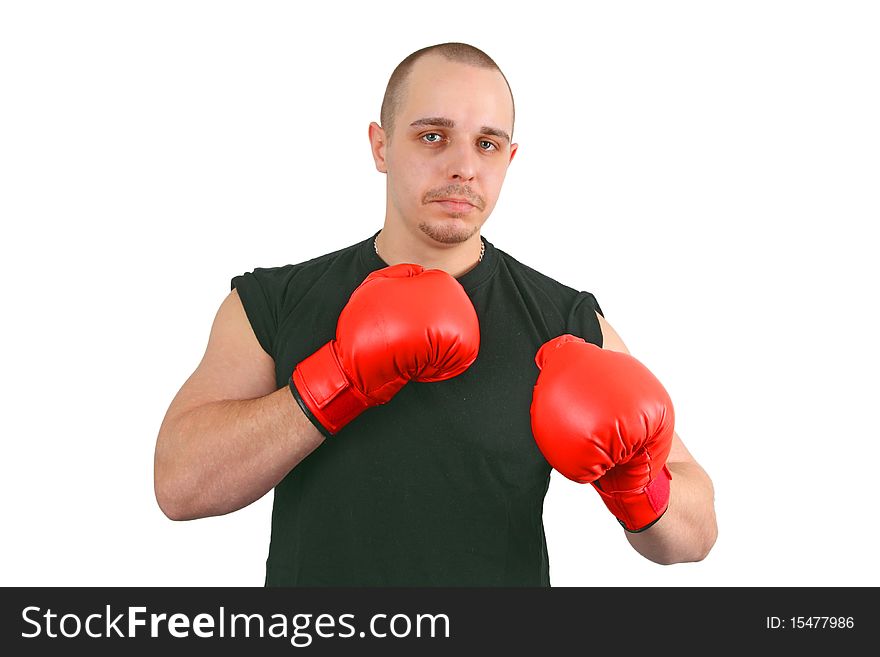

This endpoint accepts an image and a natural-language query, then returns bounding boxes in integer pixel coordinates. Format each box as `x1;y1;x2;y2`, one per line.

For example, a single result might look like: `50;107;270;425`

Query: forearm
623;461;718;564
154;387;324;521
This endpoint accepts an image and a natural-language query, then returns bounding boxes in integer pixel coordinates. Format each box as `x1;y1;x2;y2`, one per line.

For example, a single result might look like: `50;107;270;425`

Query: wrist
290;341;374;436
592;464;672;532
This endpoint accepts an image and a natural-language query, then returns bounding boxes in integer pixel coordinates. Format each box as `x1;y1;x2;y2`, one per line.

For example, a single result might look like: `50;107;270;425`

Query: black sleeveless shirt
231;232;603;586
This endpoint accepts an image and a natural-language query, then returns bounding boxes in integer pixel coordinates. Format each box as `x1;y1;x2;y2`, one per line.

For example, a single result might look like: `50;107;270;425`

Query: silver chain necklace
374;235;485;263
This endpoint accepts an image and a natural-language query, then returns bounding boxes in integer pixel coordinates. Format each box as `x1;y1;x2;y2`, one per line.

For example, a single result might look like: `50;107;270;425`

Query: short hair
380;42;515;140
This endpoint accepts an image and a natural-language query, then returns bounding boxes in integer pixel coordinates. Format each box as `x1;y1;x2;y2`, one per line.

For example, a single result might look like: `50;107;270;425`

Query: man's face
373;54;518;246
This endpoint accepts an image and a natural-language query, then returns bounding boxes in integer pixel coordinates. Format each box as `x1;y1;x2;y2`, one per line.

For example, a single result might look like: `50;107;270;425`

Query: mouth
431;198;477;213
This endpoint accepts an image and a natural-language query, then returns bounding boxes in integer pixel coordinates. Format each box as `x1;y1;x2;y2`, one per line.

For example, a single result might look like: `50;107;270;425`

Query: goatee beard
417;221;480;245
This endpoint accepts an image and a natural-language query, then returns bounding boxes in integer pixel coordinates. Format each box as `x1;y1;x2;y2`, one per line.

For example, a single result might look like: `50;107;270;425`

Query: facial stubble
418;184;485;244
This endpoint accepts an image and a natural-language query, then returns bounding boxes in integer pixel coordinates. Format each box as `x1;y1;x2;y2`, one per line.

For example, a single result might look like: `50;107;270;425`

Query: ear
368;122;388;173
508;142;519;165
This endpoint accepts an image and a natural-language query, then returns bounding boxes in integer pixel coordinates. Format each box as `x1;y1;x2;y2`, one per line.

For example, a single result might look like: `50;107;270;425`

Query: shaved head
380;42;515;141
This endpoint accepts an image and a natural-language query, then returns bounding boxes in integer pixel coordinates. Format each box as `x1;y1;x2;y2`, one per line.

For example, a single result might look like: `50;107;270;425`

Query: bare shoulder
162;289;278;423
595;310;695;465
595;311;629;353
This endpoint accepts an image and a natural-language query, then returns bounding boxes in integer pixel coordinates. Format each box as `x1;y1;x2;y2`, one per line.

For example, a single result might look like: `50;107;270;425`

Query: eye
421;132;444;144
479;140;498;151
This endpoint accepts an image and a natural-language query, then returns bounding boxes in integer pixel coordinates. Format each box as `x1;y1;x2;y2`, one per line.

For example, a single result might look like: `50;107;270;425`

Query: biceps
166;290;278;419
667;431;696;464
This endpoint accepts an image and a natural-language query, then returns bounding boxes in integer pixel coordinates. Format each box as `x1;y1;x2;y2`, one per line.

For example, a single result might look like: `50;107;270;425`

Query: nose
444;140;477;182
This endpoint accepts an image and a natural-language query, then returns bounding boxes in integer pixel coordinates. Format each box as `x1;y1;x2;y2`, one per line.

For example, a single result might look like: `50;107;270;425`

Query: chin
417;218;481;245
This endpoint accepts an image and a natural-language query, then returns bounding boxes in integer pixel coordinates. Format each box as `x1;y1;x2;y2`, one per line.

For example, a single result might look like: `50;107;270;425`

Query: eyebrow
409;117;511;144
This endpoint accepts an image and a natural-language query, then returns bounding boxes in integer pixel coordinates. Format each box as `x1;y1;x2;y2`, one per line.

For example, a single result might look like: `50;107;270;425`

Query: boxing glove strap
288;379;334;440
290;341;374;437
592;464;672;533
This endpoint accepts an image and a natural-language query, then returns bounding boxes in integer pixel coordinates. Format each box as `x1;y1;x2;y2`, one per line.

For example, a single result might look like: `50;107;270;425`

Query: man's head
380;43;515;141
369;43;518;248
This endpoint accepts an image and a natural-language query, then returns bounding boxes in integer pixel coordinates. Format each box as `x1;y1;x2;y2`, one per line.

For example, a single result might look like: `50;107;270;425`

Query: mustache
423;185;485;211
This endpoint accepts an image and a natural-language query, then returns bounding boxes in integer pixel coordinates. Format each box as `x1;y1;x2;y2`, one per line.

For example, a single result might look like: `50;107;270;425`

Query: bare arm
597;312;718;564
153;289;324;521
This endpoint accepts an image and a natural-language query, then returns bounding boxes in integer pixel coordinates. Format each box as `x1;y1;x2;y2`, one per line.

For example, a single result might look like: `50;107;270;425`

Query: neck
375;225;484;278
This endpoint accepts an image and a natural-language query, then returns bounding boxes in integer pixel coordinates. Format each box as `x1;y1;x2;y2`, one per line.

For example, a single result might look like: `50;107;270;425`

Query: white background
2;1;878;587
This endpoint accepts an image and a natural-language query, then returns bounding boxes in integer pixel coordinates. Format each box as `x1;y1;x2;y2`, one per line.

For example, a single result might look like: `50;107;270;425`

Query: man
154;42;718;586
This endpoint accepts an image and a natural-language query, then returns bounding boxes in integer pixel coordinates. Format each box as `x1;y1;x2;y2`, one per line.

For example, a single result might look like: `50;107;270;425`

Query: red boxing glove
530;334;674;532
291;263;480;436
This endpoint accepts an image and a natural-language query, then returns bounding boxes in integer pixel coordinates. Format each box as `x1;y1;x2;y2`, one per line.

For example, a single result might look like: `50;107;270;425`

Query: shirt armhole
231;271;276;358
565;291;604;348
